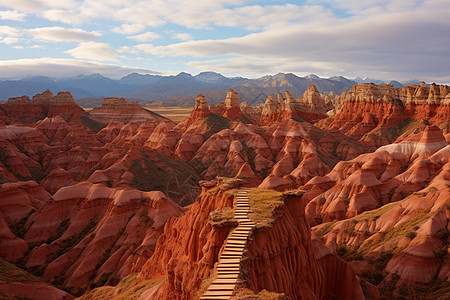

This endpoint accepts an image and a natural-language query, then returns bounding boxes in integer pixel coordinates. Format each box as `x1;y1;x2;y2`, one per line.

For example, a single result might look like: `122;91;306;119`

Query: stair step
219;259;241;264
202;290;234;297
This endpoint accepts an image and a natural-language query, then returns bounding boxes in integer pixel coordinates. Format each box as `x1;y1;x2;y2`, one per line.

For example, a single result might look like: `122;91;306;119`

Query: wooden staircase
200;189;255;300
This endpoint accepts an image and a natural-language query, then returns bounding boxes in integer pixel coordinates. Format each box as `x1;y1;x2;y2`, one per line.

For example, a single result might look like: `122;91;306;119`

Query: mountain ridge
0;72;423;107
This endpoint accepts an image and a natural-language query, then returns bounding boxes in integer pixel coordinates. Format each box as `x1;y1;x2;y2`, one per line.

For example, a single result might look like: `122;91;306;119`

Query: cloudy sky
0;0;449;83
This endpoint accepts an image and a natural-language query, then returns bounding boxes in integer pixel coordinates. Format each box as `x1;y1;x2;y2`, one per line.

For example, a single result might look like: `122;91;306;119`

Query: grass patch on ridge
247;189;283;225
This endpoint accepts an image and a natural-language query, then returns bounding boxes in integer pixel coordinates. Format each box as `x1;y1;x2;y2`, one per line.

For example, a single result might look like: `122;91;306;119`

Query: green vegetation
139;211;154;226
10;211;34;239
79;274;165;300
360;251;393;285
0;257;44;284
201;113;231;139
315;221;337;237
416;280;450;300
130;152;200;206
235;288;288;300
80;115;106;132
290;116;309;124
256;289;288;299
194;276;216;299
435;228;449;244
316;149;339;169
207;178;244;195
0;146;7;161
45;218;70;244
247;189;284;226
365;118;419;143
209;207;235;225
352;202;401;222
55;220;96;258
28;166;47;181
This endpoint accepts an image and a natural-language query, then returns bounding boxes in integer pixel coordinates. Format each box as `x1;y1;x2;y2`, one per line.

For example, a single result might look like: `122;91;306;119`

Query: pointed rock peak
194;94;209;110
190;94;210;121
54;91;76;104
277;93;284;103
306;84;320;93
418;126;446;144
285;91;295;103
235;162;261;186
32;89;54;102
419;81;427;87
224;89;239;108
235;162;256;179
265;95;275;104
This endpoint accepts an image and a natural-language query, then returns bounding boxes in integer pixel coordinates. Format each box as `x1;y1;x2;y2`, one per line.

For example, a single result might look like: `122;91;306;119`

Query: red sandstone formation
0;82;448;299
190;94;210;121
318;82;450;146
260;87;328;125
0;90;84;125
304;125;448;225
87;97;165;124
139;182;366;299
139;182;235;299
211;89;243;121
23;182;182;291
313;163;449;298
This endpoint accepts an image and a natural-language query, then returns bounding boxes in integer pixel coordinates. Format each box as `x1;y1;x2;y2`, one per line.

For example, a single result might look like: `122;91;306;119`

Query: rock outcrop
23;182;182;290
260;87;328;125
88;97;165;124
318;83;450;146
1;90;83;125
0;82;448;299
139;182;236;300
139;181;367;299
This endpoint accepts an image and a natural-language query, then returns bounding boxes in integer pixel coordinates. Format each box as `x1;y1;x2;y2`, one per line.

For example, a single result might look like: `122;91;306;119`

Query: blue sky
0;0;449;83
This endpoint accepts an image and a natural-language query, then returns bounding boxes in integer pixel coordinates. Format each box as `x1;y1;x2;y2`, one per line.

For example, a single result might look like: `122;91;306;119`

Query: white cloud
0;10;26;21
0;25;21;36
25;27;101;42
42;9;87;24
0;57;159;79
0;0;77;12
1;37;19;45
0;1;449;83
0;0;43;12
112;23;146;35
134;2;450;83
65;42;118;61
173;33;193;41
0;25;21;45
127;31;160;42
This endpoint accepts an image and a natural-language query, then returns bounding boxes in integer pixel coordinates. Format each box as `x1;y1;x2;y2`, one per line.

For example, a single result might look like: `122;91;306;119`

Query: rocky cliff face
22;182;182;294
138;182;367;300
139;182;236;299
1;90;83;125
244;192;366;299
304;125;448;225
260;87;328;125
0;83;448;299
319;83;450;146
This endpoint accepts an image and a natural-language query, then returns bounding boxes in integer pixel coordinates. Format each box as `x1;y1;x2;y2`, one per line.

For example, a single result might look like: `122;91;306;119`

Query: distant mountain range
0;72;421;107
